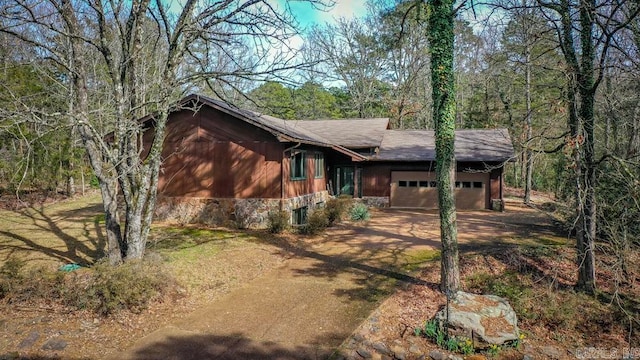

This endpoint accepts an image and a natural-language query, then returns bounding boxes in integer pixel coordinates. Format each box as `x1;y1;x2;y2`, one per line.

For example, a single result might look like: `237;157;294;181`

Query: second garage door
390;171;489;209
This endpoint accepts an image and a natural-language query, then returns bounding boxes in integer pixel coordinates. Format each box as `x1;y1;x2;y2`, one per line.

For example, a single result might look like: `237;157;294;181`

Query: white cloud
321;0;367;21
268;0;368;30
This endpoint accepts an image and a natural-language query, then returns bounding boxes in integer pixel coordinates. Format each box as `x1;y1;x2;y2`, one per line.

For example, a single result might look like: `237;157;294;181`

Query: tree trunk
100;179;126;264
555;0;598;293
575;0;597;293
60;0;125;265
429;0;460;295
524;41;533;204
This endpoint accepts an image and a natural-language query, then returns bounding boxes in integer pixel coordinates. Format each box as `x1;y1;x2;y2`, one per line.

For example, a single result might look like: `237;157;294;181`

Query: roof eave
276;135;367;162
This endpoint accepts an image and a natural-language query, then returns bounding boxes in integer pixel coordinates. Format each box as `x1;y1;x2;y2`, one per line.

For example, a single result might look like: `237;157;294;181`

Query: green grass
531;236;567;246
146;225;262;294
403;249;441;272
148;226;243;255
0;193;104;267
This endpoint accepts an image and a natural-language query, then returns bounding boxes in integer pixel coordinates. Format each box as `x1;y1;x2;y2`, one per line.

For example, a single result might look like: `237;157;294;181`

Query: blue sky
277;0;368;30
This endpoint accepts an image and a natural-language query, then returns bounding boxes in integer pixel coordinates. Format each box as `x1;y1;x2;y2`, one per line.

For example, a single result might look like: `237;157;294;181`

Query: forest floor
0;189;638;359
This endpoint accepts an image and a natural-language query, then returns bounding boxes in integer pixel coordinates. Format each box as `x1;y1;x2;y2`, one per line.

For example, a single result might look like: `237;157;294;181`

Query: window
473;181;483;188
314;153;324;178
292;206;308;225
399;181;408;187
290;151;306;180
419;180;437;188
455;181;462;188
408;181;418;187
462;181;472;188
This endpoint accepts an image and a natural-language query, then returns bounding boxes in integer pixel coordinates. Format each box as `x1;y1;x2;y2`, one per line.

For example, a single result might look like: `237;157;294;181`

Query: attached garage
390;171;490;209
293;122;514;211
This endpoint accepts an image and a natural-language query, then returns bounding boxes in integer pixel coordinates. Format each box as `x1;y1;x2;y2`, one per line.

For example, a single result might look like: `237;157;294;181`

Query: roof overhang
181;94;368;161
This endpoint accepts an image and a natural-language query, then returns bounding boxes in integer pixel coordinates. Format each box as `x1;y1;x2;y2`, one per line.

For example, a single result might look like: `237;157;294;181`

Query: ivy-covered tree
538;0;640;293
427;0;461;294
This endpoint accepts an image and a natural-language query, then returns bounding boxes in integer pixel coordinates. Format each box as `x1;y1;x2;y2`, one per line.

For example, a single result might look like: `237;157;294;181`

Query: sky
267;0;369;83
277;0;368;30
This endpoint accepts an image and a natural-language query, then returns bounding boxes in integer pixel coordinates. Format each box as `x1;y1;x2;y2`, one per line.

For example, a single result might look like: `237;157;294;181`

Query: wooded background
0;0;638;294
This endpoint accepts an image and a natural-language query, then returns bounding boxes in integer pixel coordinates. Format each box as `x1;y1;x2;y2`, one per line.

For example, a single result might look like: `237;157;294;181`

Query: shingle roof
292;119;389;148
375;129;514;162
180;94;514;163
186;95;329;144
182;94;367;160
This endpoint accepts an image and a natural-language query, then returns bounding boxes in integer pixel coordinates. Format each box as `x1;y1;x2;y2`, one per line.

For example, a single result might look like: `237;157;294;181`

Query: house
151;94;514;228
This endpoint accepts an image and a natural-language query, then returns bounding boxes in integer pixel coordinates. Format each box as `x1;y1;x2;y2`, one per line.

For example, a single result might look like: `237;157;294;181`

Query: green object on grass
59;263;82;272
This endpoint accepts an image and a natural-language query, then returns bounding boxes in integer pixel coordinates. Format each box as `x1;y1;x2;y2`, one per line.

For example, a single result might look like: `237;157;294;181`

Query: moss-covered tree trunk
575;0;597;293
428;0;460;294
555;0;597;293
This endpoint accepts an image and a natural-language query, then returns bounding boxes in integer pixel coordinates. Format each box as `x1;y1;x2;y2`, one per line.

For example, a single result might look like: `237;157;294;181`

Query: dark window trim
290;151;306;181
314;153;324;179
292;206;308;225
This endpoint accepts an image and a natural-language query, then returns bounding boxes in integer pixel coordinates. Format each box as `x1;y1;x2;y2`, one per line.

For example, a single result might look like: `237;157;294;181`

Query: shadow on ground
0;202;104;265
249;202;567;304
132;332;339;360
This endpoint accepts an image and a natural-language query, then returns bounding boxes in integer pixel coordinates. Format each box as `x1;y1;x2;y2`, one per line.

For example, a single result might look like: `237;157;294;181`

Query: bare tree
305;1;432;128
538;0;640;293
376;0;433;129
0;0;330;265
308;17;390;118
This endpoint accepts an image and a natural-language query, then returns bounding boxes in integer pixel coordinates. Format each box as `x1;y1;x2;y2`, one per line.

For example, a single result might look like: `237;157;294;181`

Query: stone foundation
360;196;389;208
154;191;330;229
491;198;505;212
281;191;330;213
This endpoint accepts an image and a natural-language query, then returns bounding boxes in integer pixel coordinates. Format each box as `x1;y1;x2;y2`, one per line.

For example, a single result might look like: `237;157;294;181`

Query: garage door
455;172;490;209
390;171;438;208
390;171;489;209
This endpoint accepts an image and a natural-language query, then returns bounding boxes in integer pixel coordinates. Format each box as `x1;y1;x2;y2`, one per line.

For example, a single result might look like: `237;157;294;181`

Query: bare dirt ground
0;194;290;359
0;190;635;359
336;192;638;360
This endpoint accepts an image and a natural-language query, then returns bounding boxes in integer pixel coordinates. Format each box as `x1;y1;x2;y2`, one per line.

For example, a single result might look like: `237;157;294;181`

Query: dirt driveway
110;200;565;360
0;195;566;359
307;200;565;266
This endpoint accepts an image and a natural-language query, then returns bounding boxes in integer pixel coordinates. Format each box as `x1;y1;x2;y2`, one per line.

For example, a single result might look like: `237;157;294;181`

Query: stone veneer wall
281;191;330;213
154;191;330;229
360;196;389;208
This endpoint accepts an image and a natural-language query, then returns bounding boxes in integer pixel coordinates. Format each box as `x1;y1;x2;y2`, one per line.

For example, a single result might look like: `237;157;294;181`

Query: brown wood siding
155;108;282;198
284;148;327;198
362;165;392;197
490;168;503;201
362;163;437;197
